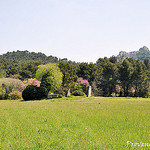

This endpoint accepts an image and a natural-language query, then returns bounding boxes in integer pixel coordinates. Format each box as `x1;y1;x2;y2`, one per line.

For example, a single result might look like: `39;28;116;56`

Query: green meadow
0;97;150;149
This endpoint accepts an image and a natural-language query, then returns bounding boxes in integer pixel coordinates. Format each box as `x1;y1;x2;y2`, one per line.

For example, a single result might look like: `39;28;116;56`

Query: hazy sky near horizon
0;0;150;62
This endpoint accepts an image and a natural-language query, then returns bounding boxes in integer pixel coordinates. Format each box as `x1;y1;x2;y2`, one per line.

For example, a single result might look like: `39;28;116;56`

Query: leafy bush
0;78;23;90
76;84;83;92
36;86;48;100
77;78;90;95
77;78;89;87
9;74;20;79
0;86;6;100
20;78;41;90
72;90;85;96
55;86;66;97
22;85;48;101
8;90;22;100
22;85;37;100
0;78;23;99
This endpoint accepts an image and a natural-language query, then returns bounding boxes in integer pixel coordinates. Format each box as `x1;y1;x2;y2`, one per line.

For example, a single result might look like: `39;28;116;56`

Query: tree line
0;51;149;97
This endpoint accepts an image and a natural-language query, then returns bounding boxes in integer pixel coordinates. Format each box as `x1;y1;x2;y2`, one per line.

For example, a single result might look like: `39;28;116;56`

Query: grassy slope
0;97;149;149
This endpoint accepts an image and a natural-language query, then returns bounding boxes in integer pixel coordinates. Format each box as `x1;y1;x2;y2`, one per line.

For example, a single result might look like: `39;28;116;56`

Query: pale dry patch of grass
0;78;23;90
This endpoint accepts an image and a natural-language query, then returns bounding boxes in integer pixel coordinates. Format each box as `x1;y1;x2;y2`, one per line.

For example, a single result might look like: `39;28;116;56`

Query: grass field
0;97;150;149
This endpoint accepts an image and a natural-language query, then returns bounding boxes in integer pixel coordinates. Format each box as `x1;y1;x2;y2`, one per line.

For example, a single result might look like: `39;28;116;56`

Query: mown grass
0;97;149;149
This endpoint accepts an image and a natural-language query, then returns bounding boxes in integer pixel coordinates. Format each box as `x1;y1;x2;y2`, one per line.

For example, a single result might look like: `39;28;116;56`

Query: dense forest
0;50;150;97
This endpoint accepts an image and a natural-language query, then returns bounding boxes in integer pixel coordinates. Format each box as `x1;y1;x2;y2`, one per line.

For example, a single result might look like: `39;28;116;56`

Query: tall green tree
131;60;149;97
96;57;118;96
0;61;6;78
119;58;134;96
36;63;63;92
77;62;103;96
58;62;77;87
77;63;91;81
144;58;150;70
89;63;103;96
19;61;42;80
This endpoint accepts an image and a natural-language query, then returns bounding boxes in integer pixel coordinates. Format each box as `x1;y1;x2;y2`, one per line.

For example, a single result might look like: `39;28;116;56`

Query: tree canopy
36;63;63;92
0;50;149;97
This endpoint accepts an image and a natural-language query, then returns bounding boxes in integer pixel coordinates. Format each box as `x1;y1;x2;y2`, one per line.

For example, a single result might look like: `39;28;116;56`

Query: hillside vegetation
0;49;150;98
0;50;59;62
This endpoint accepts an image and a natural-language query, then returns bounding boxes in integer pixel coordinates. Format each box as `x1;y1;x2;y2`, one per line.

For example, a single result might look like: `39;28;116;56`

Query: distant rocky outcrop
117;46;150;61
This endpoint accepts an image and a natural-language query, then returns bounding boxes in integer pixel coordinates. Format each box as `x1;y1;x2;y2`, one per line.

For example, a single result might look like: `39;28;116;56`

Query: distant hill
1;47;150;63
117;46;150;61
0;50;59;63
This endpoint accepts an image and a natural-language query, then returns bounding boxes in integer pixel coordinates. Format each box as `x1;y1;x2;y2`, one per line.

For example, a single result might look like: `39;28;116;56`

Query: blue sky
0;0;150;62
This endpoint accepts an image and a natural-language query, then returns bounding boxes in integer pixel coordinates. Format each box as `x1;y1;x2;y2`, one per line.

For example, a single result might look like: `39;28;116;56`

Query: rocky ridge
117;46;150;61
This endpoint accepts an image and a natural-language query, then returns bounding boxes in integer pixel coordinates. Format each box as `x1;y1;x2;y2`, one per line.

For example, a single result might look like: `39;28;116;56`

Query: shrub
20;78;41;90
77;78;89;87
55;86;66;97
8;90;22;100
0;78;23;90
36;86;48;100
72;90;85;96
22;85;37;100
76;84;83;92
0;86;6;100
22;85;48;101
77;78;90;95
9;74;20;79
0;78;23;99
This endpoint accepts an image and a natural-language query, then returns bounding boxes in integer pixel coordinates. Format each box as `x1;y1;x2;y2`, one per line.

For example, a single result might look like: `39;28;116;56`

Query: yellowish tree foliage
36;63;63;92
